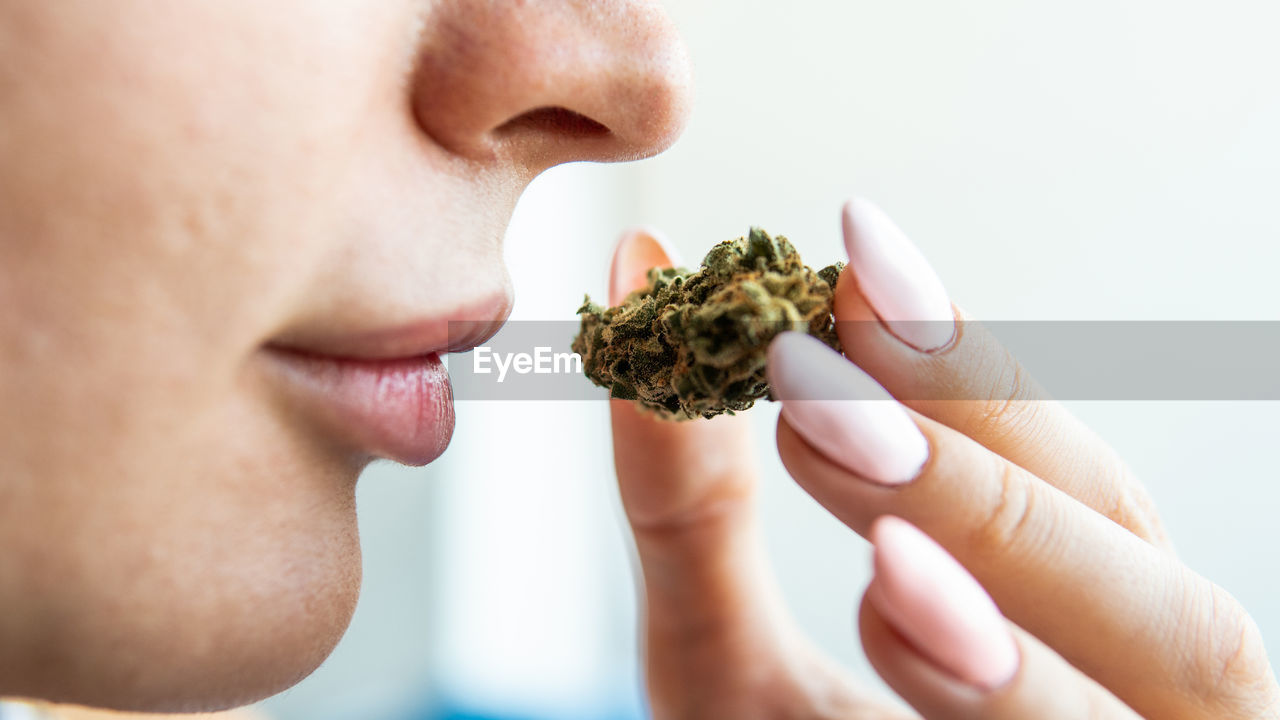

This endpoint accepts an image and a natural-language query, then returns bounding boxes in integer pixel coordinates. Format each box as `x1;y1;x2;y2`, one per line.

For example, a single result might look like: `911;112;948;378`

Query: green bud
571;227;845;421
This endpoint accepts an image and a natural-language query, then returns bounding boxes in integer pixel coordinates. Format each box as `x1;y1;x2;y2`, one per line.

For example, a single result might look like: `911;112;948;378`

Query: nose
410;0;694;173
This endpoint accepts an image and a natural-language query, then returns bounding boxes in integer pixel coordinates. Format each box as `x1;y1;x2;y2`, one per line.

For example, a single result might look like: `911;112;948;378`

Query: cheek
0;1;418;709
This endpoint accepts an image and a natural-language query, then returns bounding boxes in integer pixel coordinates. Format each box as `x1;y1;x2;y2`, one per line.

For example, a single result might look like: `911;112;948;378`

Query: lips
262;293;511;466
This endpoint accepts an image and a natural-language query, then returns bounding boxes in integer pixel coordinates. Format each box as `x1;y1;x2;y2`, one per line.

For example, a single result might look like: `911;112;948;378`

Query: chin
16;516;364;713
160;577;363;714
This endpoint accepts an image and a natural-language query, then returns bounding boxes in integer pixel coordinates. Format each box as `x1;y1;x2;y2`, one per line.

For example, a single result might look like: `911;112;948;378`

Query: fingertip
840;195;877;239
766;333;927;486
765;331;827;392
608;225;682;304
868;516;1019;692
839;197;955;353
766;330;891;402
869;514;911;554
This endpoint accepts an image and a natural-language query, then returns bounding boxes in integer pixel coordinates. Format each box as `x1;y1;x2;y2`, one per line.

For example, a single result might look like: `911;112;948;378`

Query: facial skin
0;0;691;712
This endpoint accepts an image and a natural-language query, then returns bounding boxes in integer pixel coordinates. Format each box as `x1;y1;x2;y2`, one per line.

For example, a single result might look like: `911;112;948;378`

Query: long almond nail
843;198;955;352
767;332;927;485
868;516;1019;691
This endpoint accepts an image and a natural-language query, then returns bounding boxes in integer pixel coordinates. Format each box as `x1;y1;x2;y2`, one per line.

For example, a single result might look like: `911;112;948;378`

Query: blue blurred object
420;697;644;720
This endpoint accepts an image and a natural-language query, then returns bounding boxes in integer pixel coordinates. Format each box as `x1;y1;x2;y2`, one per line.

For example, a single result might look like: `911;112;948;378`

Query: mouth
261;293;511;467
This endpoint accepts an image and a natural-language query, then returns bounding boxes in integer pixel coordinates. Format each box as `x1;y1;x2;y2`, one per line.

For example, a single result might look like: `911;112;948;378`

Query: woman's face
0;0;691;711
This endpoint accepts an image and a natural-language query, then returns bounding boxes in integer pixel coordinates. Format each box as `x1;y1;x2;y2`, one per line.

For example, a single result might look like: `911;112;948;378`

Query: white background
261;2;1280;717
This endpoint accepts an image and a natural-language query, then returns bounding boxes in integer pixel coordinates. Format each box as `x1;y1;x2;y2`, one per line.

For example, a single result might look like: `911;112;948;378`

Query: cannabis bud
571;227;845;421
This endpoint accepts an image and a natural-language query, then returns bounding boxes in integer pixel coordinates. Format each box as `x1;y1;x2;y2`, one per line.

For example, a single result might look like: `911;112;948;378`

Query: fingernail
767;332;927;485
608;226;682;304
843;198;955;352
869;516;1019;691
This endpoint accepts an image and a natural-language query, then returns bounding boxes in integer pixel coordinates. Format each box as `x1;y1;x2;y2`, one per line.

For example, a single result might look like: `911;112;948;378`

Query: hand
608;199;1280;719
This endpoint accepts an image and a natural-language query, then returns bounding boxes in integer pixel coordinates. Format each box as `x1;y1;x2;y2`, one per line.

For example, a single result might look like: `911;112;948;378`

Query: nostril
495;106;611;139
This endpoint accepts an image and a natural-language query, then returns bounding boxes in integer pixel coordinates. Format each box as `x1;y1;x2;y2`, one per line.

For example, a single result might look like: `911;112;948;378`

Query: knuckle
1187;582;1278;714
969;456;1040;557
626;485;754;541
1096;457;1169;547
967;354;1042;445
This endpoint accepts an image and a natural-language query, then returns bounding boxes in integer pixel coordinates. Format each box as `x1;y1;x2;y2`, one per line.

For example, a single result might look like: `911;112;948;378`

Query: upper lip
264;291;513;361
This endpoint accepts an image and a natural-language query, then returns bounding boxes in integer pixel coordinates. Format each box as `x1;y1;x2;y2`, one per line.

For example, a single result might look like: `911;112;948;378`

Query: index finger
834;198;1166;546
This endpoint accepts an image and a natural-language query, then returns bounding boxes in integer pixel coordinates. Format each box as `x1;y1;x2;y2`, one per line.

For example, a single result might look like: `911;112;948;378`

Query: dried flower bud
572;227;845;420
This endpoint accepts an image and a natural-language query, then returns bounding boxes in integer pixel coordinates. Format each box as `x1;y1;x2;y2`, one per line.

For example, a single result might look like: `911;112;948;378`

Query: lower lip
264;348;455;466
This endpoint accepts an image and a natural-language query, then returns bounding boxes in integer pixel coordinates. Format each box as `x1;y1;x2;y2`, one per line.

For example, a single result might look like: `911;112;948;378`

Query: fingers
833;198;1166;546
606;229;890;718
768;332;1280;719
858;517;1142;720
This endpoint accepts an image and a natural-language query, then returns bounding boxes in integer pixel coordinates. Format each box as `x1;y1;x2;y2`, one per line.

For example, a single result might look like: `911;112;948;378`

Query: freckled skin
0;0;691;712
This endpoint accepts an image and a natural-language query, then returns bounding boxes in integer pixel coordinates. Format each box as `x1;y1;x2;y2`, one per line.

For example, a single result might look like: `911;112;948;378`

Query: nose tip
410;0;694;171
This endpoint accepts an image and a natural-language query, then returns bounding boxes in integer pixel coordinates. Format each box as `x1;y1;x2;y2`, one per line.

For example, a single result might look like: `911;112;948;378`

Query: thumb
608;225;678;306
608;226;763;607
608;227;759;534
607;228;883;718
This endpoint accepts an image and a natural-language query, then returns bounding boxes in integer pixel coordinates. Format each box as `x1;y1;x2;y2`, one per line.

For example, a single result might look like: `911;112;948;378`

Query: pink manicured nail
868;516;1019;691
767;332;928;485
843;198;955;352
608;226;683;304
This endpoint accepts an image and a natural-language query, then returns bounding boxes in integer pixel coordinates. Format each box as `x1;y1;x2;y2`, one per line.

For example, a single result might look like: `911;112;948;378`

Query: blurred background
258;1;1280;717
